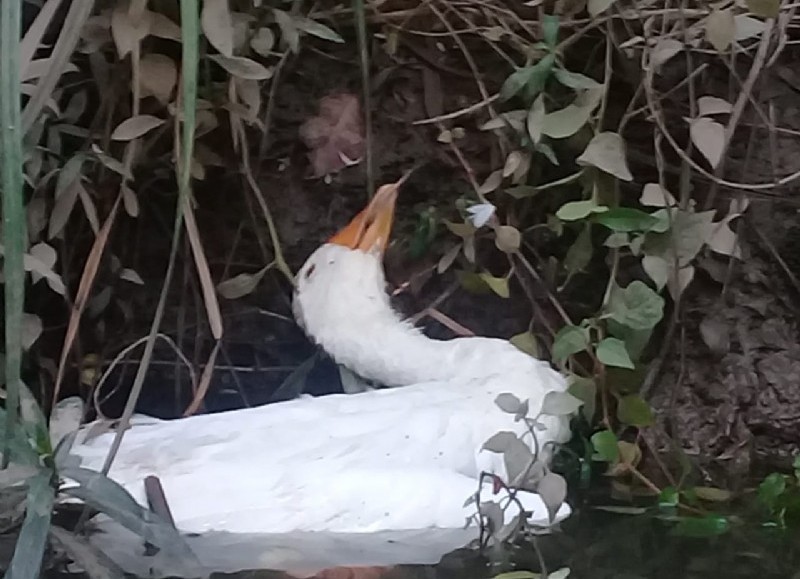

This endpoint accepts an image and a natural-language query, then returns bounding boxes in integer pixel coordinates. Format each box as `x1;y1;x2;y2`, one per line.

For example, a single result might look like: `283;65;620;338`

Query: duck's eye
304;264;316;279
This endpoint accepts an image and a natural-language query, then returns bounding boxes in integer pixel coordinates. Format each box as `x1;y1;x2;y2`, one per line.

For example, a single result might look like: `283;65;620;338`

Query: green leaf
564;224;593;276
758;473;788;510
552;324;590;363
553;68;602;90
510;331;539;357
568;375;596;422
617;394;654;426
591;430;619;462
541;390;584;416
458;271;492;295
596;337;634;369
671;515;730;538
694;486;733;503
500;53;555;102
593;208;660;232
478;273;510;298
659;486;679;508
542;14;559;48
604;232;630;248
556;200;608;221
607;280;665;330
6;472;54;579
60;467;196;561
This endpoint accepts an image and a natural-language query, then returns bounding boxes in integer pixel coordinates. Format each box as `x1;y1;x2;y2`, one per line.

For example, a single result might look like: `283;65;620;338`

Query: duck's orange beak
328;172;412;254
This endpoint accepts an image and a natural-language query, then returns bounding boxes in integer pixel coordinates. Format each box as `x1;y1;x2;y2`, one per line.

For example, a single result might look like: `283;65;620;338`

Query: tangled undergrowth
3;0;800;577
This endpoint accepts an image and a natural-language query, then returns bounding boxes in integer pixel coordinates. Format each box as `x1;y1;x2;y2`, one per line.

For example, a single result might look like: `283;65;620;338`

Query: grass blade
4;472;55;579
20;0;95;135
1;0;25;463
60;467;193;557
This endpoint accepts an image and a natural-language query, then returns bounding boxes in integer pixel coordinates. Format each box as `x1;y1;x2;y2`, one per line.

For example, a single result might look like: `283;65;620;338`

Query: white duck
63;179;574;576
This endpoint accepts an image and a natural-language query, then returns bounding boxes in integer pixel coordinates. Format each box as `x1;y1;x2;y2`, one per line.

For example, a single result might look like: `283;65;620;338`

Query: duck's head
292;181;403;343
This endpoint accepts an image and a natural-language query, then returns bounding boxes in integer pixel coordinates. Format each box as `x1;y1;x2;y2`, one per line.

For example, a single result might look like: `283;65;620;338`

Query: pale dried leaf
22;59;79;82
640;183;676;207
20;0;63;78
700;316;729;356
111;3;150;58
202;0;234;57
120;268;144;285
541;390;584;416
527;94;545;144
250;27;275;57
587;0;617;17
495;393;524;414
111;115;165;141
494;225;521;253
149;11;182;41
22;313;43;350
503;151;524;178
538;471;567;522
576;132;632;181
27;197;48;239
690;117;726;169
62;90;88;123
708;219;740;258
49;180;80;239
642;255;668;290
666;265;695;301
235;78;261;119
482;431;520;453
478;170;503;195
650;38;683;69
437;244;461;274
273;9;299;53
217;266;269;299
734;15;767;41
28;242;57;285
706;8;735;52
210;54;272;80
698;96;733;117
77;183;100;235
120;184;139;218
139;54;177;104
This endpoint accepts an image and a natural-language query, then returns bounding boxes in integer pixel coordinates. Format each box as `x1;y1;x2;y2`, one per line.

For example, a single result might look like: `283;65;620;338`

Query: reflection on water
46;509;800;579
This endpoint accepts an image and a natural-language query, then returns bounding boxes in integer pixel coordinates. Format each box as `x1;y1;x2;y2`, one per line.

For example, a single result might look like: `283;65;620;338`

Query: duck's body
64;180;574;575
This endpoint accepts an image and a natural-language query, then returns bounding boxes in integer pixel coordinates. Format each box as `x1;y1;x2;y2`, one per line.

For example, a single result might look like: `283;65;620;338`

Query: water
49;508;798;579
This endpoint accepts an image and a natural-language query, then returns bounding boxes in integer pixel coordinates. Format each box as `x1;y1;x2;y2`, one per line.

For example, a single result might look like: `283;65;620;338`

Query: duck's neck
315;304;459;388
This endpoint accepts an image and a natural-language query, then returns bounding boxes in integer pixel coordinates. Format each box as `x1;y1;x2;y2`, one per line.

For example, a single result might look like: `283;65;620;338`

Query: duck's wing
67;379;511;530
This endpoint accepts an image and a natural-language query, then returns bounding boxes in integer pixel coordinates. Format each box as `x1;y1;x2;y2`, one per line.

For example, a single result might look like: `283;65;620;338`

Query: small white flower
466;203;496;228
